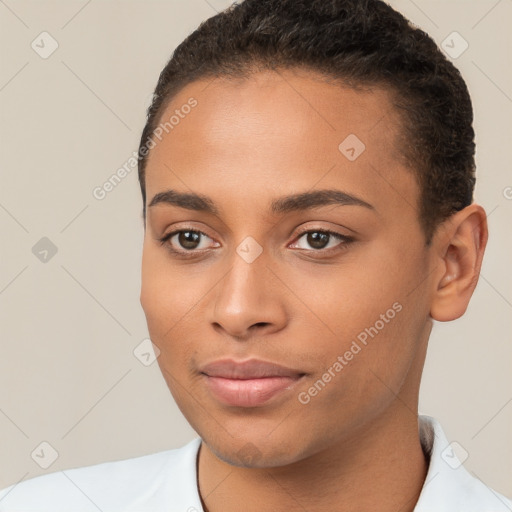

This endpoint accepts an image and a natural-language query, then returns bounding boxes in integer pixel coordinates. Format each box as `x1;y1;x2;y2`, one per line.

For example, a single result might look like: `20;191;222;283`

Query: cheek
287;251;405;345
141;245;205;329
140;247;193;364
294;305;420;437
294;246;426;401
140;245;224;386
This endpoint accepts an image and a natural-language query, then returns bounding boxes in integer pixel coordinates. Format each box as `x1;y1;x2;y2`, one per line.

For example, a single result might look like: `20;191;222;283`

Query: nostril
252;322;270;329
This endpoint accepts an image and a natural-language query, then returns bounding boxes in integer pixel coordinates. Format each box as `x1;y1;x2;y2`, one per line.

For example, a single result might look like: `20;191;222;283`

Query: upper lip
200;359;306;379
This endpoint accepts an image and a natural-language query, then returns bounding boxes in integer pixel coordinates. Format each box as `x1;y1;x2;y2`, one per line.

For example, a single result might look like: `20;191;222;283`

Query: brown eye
177;231;202;250
305;231;330;249
292;229;350;252
158;228;220;257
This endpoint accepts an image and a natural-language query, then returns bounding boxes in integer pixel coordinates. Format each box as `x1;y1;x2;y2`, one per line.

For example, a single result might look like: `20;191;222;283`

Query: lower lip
203;375;302;407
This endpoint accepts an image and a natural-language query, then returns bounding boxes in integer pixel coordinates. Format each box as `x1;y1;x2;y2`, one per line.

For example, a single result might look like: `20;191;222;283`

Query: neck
197;405;429;512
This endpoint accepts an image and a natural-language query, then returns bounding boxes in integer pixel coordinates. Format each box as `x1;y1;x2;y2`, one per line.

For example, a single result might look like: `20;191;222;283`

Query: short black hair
138;0;475;243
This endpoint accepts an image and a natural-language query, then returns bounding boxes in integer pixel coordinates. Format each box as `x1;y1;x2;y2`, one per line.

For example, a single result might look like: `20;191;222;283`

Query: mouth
199;358;307;407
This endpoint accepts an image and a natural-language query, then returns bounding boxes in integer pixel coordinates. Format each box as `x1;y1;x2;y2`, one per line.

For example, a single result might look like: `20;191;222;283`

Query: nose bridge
217;242;270;315
211;237;285;337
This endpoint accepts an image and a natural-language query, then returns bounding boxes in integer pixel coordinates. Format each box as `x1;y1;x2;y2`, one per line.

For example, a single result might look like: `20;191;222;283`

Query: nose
209;247;287;340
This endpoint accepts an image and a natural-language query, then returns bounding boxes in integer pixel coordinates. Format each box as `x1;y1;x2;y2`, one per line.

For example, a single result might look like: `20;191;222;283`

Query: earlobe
429;204;488;322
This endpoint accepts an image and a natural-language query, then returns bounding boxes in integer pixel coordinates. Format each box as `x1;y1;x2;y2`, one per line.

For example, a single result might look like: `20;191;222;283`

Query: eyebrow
148;188;375;215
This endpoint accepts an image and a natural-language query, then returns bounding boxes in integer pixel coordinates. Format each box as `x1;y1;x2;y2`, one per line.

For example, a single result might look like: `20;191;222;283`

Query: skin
140;68;487;512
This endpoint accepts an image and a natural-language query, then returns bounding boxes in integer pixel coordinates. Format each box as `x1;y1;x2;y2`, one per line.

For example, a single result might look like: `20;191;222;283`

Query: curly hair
137;0;475;243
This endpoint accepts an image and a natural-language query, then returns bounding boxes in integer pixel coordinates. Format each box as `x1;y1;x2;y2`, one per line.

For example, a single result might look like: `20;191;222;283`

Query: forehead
145;69;418;220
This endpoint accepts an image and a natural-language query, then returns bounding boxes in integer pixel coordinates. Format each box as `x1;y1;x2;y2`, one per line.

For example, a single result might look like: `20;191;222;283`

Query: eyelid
289;226;353;253
293;224;351;238
158;220;217;242
158;228;218;249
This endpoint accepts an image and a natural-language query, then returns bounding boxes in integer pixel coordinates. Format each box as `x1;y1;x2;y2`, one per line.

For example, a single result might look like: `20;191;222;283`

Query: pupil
308;232;329;249
179;231;200;249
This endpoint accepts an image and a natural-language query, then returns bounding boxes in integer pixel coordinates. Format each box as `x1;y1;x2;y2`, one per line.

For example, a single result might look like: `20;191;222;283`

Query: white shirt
0;415;510;511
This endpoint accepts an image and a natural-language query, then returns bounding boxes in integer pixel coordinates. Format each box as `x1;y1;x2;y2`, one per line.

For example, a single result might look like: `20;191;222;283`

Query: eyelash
158;227;354;259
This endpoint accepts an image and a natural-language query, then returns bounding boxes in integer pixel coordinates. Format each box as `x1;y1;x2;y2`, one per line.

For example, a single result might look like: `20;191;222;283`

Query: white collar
414;414;511;511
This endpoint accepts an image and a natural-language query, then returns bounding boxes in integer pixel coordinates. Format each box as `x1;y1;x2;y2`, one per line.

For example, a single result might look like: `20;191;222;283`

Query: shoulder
0;438;203;512
415;415;512;512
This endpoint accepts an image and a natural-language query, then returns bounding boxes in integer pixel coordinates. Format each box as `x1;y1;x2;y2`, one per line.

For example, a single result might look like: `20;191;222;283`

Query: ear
429;204;488;322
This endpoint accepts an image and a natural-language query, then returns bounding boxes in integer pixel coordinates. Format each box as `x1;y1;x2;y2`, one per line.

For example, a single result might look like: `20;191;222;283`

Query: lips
200;359;306;407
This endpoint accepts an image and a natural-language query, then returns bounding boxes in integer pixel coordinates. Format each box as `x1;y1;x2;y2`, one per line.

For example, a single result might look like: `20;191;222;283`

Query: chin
203;432;306;469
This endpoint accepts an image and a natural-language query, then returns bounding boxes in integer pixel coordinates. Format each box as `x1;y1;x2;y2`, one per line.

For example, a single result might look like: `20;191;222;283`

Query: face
140;69;434;468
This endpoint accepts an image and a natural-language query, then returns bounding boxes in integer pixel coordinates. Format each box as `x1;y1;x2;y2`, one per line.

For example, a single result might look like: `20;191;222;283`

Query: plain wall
0;0;511;496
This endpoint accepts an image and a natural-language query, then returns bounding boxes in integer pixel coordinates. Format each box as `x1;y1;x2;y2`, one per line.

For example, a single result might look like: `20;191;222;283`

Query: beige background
0;0;511;497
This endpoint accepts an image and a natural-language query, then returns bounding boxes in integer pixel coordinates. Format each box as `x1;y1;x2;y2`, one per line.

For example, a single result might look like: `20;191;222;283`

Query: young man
1;0;510;510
